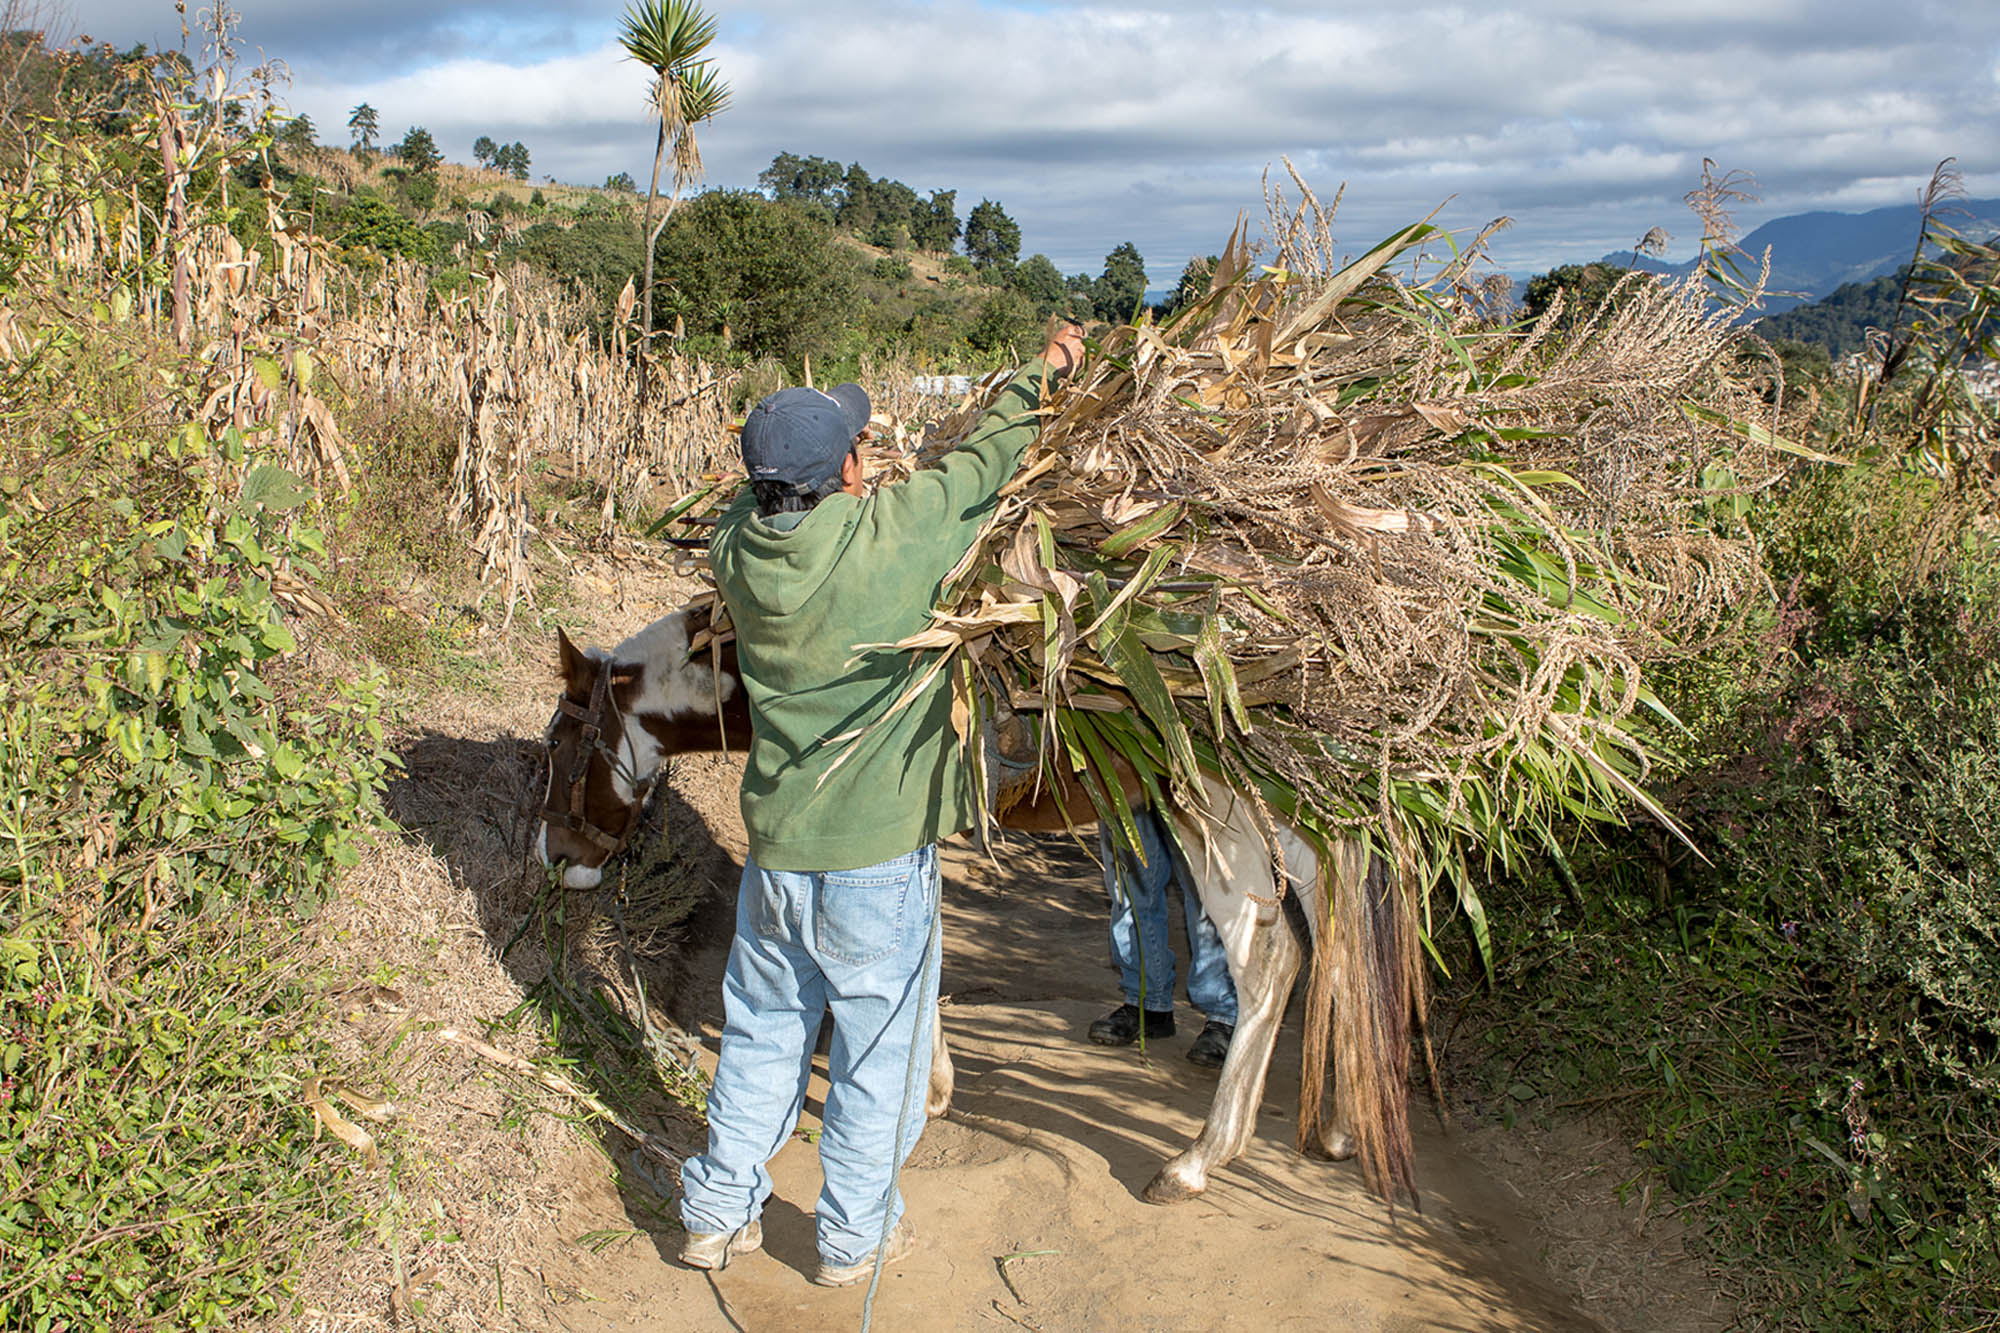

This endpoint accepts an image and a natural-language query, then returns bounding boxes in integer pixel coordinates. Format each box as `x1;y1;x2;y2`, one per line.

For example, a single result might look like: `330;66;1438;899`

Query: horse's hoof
1305;1130;1356;1162
926;1093;953;1118
1141;1167;1204;1205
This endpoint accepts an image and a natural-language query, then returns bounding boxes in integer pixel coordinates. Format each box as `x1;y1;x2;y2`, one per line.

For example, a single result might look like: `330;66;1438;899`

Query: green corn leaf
1098;500;1187;558
1680;400;1847;464
1100;620;1201;791
1456;871;1495;982
643;479;725;538
1084;710;1175;837
1057;709;1137;855
1192;608;1252;736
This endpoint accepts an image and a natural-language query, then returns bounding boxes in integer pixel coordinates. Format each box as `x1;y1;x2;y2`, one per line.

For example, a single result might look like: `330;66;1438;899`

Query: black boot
1088;1003;1175;1046
1186;1019;1235;1068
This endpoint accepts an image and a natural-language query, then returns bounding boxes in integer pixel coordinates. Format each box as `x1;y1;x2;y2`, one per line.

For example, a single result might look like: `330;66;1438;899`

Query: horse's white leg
926;1006;954;1118
1142;784;1304;1203
1143;886;1300;1203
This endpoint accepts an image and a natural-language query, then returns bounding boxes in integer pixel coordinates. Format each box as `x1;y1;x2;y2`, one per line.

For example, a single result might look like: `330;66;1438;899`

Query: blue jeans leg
1103;807;1178;1012
677;846;941;1270
1103;807;1237;1024
1181;875;1237;1025
677;857;824;1241
811;846;940;1266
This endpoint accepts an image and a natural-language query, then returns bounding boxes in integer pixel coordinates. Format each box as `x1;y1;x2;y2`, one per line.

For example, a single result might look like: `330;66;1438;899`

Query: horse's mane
616;609;734;721
613;611;691;670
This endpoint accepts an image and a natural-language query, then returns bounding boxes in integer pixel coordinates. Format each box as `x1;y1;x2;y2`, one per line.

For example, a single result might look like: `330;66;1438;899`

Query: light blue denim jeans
678;844;941;1268
1102;807;1237;1024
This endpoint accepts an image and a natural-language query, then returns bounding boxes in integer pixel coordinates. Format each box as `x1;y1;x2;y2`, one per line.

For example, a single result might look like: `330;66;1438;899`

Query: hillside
1592;196;2000;313
11;27;2000;1333
1752;271;1903;357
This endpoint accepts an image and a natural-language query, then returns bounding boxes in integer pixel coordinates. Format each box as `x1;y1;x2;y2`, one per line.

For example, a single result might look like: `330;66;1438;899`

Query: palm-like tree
618;0;732;384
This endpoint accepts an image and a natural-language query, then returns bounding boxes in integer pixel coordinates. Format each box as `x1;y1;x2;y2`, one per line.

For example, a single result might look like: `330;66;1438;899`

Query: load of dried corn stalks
692;184;1793;927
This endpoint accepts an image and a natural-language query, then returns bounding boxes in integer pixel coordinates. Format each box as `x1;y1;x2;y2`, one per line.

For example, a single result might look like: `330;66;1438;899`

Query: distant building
1965;359;2000;404
911;370;1010;398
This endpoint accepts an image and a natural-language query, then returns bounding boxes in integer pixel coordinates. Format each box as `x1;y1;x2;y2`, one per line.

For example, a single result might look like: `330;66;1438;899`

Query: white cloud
61;0;2000;277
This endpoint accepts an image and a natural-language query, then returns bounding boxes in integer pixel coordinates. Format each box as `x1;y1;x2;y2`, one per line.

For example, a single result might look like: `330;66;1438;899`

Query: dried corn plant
4;57;738;625
684;176;1794;956
315;262;737;618
6;72;359;618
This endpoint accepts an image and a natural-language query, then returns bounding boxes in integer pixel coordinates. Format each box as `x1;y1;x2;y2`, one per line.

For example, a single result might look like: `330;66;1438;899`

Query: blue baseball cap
739;383;871;495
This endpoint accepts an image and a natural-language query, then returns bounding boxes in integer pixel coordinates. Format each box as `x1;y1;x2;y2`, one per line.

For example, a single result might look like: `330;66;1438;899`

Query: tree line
756;149;1172;324
338;101;531;180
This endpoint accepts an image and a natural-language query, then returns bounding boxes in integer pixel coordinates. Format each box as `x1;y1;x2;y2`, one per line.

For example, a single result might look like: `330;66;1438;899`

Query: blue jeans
678;845;941;1267
1103;808;1237;1024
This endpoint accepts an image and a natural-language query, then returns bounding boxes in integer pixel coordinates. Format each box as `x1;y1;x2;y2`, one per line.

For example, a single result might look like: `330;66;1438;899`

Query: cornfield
4;67;736;625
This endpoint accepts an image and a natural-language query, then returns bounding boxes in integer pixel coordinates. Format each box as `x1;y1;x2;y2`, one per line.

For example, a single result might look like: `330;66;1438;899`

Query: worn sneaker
813;1217;918;1287
679;1218;762;1271
1186;1019;1235;1068
1087;1002;1176;1046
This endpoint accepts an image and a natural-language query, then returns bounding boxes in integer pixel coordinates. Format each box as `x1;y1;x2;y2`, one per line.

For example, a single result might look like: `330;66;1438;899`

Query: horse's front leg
1143;897;1302;1203
926;1006;955;1118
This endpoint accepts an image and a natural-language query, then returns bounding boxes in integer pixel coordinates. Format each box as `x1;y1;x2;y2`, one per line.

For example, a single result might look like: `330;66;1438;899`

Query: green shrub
967;288;1037;353
0;311;393;1327
866;219;909;251
653;191;860;372
400;169;439;212
873;255;912;283
334;194;436;263
1458;465;2000;1327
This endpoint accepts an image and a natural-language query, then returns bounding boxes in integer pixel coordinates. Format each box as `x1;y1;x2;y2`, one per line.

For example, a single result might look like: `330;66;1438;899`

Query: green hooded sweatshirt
709;359;1054;872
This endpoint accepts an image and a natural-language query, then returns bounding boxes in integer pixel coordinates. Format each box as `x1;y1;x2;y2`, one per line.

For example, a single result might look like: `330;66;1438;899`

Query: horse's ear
556;628;590;688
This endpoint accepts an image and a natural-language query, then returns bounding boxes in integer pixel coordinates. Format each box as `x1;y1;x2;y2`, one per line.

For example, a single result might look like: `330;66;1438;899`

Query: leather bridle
541;662;655;860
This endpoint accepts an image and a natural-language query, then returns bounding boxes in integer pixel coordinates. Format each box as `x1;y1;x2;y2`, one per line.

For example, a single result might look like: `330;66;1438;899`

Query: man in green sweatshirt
677;322;1085;1286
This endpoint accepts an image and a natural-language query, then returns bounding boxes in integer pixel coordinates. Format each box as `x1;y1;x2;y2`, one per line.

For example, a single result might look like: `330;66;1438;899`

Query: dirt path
523;780;1623;1332
324;553;1723;1332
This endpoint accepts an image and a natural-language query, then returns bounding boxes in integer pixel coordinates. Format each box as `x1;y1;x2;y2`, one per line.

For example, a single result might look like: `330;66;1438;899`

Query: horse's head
534;605;746;888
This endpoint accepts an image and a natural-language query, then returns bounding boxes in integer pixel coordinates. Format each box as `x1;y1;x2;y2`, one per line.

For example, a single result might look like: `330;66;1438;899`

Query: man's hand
1041;318;1086;378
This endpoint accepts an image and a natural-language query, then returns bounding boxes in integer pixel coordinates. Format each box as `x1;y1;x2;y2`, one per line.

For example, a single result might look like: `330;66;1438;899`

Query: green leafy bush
653;190;860;372
334;193;437;263
400;169;439;212
0;311;393;1327
1457;466;2000;1327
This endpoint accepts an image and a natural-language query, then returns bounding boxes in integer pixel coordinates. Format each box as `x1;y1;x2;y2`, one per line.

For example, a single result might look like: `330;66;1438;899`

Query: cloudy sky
53;0;2000;283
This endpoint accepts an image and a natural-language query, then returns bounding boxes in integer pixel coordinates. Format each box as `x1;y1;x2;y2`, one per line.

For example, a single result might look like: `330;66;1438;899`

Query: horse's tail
1297;840;1422;1207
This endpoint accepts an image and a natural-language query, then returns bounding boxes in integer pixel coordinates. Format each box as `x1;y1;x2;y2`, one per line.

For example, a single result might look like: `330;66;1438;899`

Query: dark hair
751;446;857;518
752;480;825;516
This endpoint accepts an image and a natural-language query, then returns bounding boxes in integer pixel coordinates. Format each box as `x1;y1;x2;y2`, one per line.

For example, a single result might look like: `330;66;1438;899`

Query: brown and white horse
535;603;1420;1206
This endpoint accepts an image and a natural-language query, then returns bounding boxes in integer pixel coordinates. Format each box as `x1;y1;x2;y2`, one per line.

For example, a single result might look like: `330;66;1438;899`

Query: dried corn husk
684;176;1793;939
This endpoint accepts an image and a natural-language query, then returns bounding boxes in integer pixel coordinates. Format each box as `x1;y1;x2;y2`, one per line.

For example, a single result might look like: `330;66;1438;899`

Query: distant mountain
1592;197;2000;316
